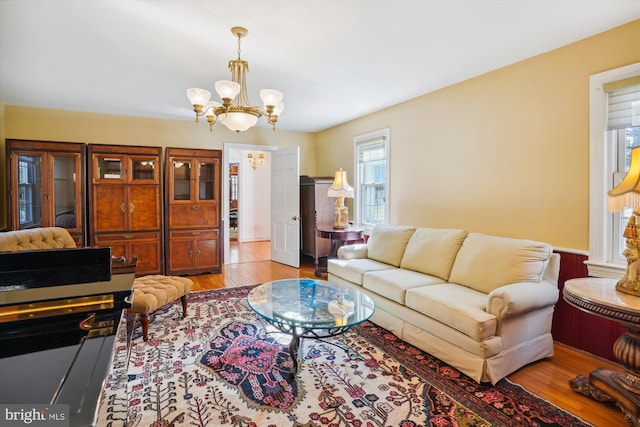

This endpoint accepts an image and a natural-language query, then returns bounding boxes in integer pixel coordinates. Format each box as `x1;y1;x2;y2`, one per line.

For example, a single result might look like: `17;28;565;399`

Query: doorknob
291;216;299;221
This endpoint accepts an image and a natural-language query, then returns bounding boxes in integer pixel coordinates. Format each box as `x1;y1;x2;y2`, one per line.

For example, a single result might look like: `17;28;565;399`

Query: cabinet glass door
198;161;215;200
97;156;123;180
131;158;156;181
17;154;43;229
53;156;78;229
173;160;191;201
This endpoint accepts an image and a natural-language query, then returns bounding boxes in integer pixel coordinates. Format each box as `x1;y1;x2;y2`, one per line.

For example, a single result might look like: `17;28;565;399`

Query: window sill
584;260;625;279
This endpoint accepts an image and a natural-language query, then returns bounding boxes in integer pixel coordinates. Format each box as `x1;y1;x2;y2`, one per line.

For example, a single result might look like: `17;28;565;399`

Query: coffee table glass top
247;278;375;329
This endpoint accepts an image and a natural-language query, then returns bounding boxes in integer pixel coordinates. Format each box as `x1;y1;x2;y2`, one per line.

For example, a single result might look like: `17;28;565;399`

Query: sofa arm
337;244;369;260
486;281;559;319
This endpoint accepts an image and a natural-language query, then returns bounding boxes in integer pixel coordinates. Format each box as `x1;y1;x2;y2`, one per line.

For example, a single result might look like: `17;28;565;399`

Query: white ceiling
1;1;638;133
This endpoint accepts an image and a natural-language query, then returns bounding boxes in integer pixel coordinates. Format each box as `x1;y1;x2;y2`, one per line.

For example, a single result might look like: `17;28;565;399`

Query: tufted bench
127;275;194;341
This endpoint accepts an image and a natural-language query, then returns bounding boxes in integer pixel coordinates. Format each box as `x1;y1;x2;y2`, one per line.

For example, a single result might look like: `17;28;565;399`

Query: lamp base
616;278;640;297
618;237;640;296
333;197;349;229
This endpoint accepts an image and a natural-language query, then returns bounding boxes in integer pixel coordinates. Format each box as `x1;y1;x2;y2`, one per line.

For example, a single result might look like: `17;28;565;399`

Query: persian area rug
98;285;590;427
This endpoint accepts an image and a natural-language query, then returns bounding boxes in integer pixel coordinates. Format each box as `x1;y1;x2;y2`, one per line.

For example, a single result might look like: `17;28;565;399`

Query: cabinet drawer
169;229;219;239
169;204;218;228
95;232;160;243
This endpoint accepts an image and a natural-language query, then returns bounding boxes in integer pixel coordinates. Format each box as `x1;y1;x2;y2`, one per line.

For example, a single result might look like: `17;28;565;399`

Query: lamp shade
327;168;354;198
608;146;640;212
187;88;211;107
215;80;241;100
219;111;259;132
203;101;221;118
260;89;284;108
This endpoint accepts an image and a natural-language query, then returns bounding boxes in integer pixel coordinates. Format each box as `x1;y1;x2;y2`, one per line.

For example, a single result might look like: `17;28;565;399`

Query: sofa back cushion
448;233;552;294
0;227;77;252
400;228;468;280
367;225;416;267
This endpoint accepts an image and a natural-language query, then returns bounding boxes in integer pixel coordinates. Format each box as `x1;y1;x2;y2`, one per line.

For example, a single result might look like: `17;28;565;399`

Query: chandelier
187;26;284;133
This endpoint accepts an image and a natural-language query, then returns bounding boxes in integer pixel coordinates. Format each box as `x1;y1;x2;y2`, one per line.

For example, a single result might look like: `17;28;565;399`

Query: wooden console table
314;226;364;277
563;277;640;426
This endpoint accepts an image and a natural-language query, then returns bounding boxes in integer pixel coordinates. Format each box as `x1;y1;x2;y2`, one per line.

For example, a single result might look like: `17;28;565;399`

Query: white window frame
353;129;390;234
587;62;640;278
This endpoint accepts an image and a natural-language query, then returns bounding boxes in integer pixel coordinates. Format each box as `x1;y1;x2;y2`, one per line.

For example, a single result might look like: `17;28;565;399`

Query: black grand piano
0;247;136;426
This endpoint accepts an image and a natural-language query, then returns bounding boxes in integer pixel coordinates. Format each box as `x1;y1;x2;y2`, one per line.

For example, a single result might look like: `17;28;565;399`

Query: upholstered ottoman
128;275;194;341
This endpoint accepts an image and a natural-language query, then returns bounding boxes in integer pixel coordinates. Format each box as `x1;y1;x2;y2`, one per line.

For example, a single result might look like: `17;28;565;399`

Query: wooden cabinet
88;144;163;275
300;176;335;267
165;147;221;275
5;139;86;246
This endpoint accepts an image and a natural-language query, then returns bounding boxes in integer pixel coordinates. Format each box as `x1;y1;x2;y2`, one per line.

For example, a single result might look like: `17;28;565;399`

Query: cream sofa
327;225;560;384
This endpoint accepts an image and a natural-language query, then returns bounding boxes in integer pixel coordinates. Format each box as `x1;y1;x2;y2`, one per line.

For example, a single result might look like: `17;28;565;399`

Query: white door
271;146;300;267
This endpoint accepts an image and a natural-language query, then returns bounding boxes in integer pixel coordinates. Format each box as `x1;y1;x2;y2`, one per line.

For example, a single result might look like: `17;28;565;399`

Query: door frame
222;142;277;264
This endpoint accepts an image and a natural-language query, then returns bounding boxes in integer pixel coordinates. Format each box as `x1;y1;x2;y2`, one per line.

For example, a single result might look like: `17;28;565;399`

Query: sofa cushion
366;225;416;267
448;233;552;294
327;258;396;286
363;268;446;304
405;283;497;341
0;227;77;252
400;228;468;280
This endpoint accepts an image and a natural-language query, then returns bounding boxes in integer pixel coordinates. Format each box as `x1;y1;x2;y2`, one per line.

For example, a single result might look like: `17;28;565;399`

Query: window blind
606;76;640;130
357;136;386;163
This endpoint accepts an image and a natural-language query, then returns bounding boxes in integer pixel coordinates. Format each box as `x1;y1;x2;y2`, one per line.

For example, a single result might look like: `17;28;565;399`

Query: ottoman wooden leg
180;295;188;318
140;314;150;342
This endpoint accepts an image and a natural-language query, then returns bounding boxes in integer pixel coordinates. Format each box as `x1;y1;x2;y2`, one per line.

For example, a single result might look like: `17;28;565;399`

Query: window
354;129;389;231
587;63;640;278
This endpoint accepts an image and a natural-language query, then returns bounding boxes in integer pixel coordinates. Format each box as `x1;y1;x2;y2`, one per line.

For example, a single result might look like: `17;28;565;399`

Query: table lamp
608;146;640;296
327;168;354;229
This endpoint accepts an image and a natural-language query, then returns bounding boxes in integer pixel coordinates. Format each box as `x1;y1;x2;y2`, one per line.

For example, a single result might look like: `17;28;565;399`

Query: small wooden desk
314;226;364;277
563;277;640;426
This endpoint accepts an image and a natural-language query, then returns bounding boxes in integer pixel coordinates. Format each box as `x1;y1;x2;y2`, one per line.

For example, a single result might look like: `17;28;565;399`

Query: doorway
223;143;275;264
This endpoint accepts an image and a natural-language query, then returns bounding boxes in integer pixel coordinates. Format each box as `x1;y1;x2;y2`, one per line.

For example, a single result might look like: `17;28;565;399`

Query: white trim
588;62;640;278
353;128;390;232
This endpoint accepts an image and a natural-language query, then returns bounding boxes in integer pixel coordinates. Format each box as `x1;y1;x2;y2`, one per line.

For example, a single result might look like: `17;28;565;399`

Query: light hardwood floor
189;241;625;426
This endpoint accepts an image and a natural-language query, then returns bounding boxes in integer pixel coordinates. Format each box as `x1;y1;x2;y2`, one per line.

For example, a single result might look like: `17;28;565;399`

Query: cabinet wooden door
165;147;221;275
95;232;161;276
93;185;127;232
128;186;160;231
168;230;219;273
6;140;86;246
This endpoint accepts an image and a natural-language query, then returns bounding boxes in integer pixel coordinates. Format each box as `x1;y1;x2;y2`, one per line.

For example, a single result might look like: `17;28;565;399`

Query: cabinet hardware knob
197;249;201;257
130;203;135;212
189;250;193;258
192;205;199;210
123;235;134;239
191;232;200;236
120;202;125;213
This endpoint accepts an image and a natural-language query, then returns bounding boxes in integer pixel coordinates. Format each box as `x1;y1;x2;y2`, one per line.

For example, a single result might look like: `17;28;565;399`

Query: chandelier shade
187;26;284;133
219;109;260;133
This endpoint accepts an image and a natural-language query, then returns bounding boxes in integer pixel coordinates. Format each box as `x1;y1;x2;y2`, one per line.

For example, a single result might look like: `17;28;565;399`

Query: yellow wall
0;106;318;228
316;20;640;251
2;21;639;250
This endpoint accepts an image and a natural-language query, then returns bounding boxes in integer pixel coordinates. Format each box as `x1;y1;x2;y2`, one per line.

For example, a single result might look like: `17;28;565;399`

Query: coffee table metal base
260;315;358;376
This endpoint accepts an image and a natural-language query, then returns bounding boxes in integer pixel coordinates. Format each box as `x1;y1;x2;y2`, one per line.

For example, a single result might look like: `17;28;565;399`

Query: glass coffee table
247;278;375;375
